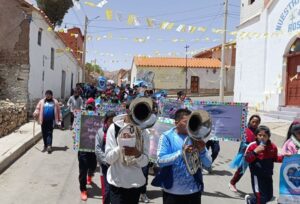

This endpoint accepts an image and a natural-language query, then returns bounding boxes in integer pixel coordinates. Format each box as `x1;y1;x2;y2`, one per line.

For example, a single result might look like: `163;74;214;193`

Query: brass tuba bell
182;110;212;175
117;97;157;166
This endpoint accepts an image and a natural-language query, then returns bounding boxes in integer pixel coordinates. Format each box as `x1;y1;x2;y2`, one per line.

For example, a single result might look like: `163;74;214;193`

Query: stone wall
0;0;31;104
0;100;27;138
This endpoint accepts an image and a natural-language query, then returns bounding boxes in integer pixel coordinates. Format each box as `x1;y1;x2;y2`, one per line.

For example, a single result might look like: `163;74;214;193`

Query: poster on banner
184;101;248;142
278;155;300;204
148;117;175;162
73;111;103;152
160;99;248;141
97;103;126;116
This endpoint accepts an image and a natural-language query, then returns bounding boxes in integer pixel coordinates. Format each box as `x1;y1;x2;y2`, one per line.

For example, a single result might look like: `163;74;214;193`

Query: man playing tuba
105;98;154;204
156;108;212;204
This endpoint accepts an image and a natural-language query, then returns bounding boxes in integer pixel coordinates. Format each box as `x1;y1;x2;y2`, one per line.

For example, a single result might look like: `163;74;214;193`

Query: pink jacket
33;98;61;125
282;139;299;155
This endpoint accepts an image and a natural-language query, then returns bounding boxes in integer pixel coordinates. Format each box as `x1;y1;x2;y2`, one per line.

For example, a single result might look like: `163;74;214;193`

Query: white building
0;0;83;114
235;0;300;116
29;10;83;101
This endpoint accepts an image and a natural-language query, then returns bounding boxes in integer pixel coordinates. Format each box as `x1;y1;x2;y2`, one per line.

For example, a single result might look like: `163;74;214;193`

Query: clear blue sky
34;0;241;71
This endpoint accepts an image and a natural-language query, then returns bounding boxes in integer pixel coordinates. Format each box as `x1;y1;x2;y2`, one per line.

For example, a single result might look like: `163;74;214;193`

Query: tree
85;63;104;76
36;0;80;26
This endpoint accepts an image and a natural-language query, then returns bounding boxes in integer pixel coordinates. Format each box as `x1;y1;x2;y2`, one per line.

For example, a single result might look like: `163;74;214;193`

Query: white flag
97;0;108;8
72;0;81;10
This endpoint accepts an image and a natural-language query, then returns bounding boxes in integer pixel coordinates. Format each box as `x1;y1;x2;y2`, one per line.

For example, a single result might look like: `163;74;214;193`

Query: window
249;0;255;5
50;48;54;70
38;28;42;46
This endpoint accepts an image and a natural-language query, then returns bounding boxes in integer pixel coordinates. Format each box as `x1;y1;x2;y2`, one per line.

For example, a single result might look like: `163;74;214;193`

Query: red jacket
245;128;256;144
245;140;283;176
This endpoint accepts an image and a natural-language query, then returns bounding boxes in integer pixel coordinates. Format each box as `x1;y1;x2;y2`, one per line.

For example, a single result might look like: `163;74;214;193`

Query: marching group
32;81;300;204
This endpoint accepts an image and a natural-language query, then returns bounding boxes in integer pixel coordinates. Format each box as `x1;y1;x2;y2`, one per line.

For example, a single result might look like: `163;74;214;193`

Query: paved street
0;124;285;204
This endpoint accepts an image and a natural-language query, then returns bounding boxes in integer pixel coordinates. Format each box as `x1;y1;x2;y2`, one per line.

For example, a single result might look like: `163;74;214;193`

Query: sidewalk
0;121;41;174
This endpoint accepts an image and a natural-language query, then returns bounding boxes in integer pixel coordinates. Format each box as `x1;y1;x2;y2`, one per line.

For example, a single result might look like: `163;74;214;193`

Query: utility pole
185;45;189;94
82;15;88;82
219;0;228;102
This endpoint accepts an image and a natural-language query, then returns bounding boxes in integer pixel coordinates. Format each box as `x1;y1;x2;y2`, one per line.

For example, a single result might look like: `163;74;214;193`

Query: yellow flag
84;2;97;7
160;22;169;30
166;23;174;30
146;18;154;27
198;27;207;32
106;9;113;20
47;27;53;32
128;15;135;25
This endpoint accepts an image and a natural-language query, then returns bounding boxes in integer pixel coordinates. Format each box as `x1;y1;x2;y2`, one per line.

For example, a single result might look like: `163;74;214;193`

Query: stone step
260;112;298;121
278;106;300;113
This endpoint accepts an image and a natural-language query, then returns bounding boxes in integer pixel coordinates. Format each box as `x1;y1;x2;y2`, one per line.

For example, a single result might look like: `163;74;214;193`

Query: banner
148;117;175;162
278;155;300;204
160;99;248;141
73;111;103;152
97;103;126;116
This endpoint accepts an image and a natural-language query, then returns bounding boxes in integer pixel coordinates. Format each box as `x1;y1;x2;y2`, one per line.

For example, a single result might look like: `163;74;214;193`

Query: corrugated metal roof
134;57;221;69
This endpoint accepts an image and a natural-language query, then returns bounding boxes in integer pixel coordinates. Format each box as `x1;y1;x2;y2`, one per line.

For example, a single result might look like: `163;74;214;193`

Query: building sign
276;0;300;32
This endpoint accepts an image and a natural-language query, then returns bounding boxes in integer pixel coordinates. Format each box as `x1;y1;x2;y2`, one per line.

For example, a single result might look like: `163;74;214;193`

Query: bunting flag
290;74;298;82
56;48;65;53
73;0;81;10
166;23;174;30
160;22;170;30
188;26;197;33
106;9;113;20
47;27;53;32
198;27;207;32
84;2;97;7
97;0;108;8
96;36;102;40
176;24;186;32
128;14;135;25
146;18;154;27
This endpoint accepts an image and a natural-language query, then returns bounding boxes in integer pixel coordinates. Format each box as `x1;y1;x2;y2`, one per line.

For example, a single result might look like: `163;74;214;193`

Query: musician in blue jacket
157;108;212;204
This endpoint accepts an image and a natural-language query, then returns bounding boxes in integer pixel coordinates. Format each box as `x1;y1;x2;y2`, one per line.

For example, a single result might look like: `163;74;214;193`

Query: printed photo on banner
97;103;126;116
160;99;248;141
73;111;103;152
148;117;175;162
278;154;300;204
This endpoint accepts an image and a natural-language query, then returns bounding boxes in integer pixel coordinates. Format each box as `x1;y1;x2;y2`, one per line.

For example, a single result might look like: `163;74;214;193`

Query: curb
0;130;42;174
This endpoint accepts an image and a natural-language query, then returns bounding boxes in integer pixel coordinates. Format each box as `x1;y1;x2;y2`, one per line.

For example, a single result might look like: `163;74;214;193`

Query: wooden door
286;54;300;106
191;76;199;93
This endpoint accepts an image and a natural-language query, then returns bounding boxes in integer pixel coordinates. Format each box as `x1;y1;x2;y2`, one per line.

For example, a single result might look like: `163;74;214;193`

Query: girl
282;121;300;155
229;115;261;192
95;111;116;204
244;125;283;204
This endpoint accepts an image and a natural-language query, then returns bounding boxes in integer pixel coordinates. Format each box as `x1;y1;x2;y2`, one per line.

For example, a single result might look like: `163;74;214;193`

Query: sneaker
207;167;213;174
47;146;52;154
87;176;92;185
140;194;150;203
228;183;238;193
81;191;88;201
42;146;47;152
245;194;251;204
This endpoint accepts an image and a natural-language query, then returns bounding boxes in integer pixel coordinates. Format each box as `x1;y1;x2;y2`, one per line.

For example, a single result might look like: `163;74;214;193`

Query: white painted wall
235;0;300;110
28;11;82;102
240;0;264;24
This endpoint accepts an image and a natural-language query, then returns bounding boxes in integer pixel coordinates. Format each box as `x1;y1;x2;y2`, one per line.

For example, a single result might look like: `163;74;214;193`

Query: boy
244;125;283;204
157;109;212;204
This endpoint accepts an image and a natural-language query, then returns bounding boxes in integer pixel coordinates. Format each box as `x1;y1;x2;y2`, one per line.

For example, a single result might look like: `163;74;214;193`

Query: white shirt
105;115;149;189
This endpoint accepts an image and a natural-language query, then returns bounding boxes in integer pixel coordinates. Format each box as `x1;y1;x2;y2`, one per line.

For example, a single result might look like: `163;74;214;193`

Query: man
156;109;212;204
105;102;150;204
67;90;83;129
33;90;61;153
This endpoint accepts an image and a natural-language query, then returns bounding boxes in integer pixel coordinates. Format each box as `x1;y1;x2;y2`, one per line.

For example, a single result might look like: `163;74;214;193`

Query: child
282;121;300;155
95;111;116;204
229;115;261;192
78;98;97;201
244;125;283;204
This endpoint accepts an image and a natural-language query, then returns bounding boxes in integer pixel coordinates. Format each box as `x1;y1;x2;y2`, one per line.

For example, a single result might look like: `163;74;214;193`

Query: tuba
182;110;212;175
117;97;157;166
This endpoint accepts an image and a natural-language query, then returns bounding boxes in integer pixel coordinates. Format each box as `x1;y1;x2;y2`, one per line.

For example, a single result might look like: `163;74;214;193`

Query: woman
229;115;261;192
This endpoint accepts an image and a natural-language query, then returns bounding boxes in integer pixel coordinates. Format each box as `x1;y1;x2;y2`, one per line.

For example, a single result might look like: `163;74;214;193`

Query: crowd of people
32;81;300;204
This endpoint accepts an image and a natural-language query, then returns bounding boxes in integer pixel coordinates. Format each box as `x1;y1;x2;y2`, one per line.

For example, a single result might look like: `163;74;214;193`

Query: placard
278;155;300;204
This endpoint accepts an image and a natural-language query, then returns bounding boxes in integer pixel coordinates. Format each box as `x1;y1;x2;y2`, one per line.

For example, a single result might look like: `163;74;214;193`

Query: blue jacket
157;128;212;195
